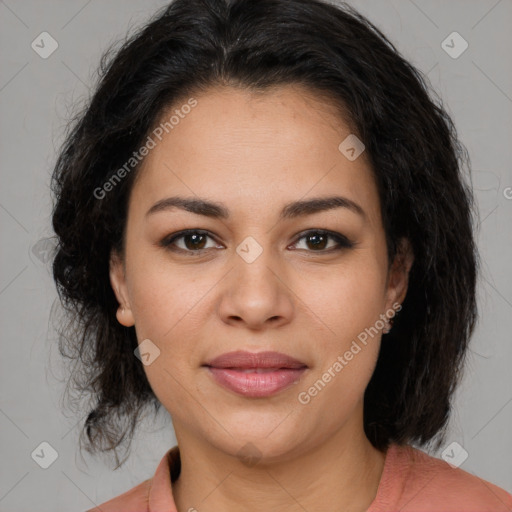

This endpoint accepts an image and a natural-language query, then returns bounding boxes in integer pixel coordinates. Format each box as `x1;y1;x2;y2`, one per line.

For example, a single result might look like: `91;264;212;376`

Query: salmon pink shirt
86;443;512;511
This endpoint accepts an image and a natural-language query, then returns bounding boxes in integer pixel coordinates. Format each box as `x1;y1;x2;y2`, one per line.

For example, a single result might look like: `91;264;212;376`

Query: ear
384;237;414;310
109;249;135;327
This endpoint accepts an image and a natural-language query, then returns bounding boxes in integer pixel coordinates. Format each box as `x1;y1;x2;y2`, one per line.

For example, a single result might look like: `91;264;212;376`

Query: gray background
1;0;511;510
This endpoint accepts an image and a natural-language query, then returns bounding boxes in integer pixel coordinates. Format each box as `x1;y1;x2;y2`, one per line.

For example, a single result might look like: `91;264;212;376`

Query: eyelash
160;229;355;256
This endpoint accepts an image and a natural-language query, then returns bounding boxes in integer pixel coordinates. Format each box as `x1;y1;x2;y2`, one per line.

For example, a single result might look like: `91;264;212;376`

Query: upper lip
204;351;307;369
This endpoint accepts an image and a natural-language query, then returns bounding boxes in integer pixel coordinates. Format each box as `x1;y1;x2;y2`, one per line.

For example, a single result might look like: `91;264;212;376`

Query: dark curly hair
50;0;480;468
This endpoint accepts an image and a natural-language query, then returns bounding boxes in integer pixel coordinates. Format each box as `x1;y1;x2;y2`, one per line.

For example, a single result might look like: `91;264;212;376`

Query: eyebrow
145;195;366;220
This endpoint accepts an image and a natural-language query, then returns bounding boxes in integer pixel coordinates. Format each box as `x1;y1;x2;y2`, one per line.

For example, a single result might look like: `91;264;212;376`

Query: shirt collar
148;445;181;512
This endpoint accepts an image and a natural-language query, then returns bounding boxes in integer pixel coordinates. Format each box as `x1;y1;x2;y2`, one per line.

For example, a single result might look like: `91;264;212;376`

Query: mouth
203;351;308;398
203;350;307;369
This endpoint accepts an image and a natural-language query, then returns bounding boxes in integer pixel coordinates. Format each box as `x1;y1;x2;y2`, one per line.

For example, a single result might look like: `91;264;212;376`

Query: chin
210;422;312;465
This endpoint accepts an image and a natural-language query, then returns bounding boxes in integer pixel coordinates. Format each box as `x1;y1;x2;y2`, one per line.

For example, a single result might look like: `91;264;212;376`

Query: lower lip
206;367;307;398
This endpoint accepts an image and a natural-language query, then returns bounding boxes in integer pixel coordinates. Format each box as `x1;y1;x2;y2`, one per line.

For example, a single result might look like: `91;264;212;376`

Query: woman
50;0;512;510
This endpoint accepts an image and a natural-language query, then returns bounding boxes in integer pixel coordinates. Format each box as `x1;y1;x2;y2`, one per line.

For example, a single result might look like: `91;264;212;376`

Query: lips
204;350;307;370
203;351;308;398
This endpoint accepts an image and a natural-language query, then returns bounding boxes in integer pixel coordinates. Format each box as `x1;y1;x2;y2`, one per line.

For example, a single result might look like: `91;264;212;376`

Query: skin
110;84;414;512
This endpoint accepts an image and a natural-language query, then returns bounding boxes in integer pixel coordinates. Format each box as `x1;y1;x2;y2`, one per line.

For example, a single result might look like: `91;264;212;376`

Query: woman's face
110;84;413;461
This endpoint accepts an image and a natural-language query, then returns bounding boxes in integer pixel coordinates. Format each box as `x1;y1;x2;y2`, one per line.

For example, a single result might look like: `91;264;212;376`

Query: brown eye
161;230;220;254
292;230;354;252
305;232;329;250
181;233;207;250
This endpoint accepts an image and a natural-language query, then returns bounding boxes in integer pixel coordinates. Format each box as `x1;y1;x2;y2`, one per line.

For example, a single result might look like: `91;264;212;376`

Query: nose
217;245;295;330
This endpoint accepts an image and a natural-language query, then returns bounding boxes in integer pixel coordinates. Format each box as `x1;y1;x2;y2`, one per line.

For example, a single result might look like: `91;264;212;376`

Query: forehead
129;84;380;226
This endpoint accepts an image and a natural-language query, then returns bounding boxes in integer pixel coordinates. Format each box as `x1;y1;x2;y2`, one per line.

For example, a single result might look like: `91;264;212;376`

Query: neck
172;407;386;512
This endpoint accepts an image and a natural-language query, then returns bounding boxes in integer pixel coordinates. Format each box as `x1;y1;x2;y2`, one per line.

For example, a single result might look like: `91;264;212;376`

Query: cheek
127;254;217;340
294;257;386;342
294;267;384;424
128;275;203;418
124;264;203;390
292;259;384;398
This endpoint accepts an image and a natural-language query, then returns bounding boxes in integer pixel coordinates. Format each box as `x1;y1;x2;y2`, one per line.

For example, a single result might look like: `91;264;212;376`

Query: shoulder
84;478;152;512
374;443;512;511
